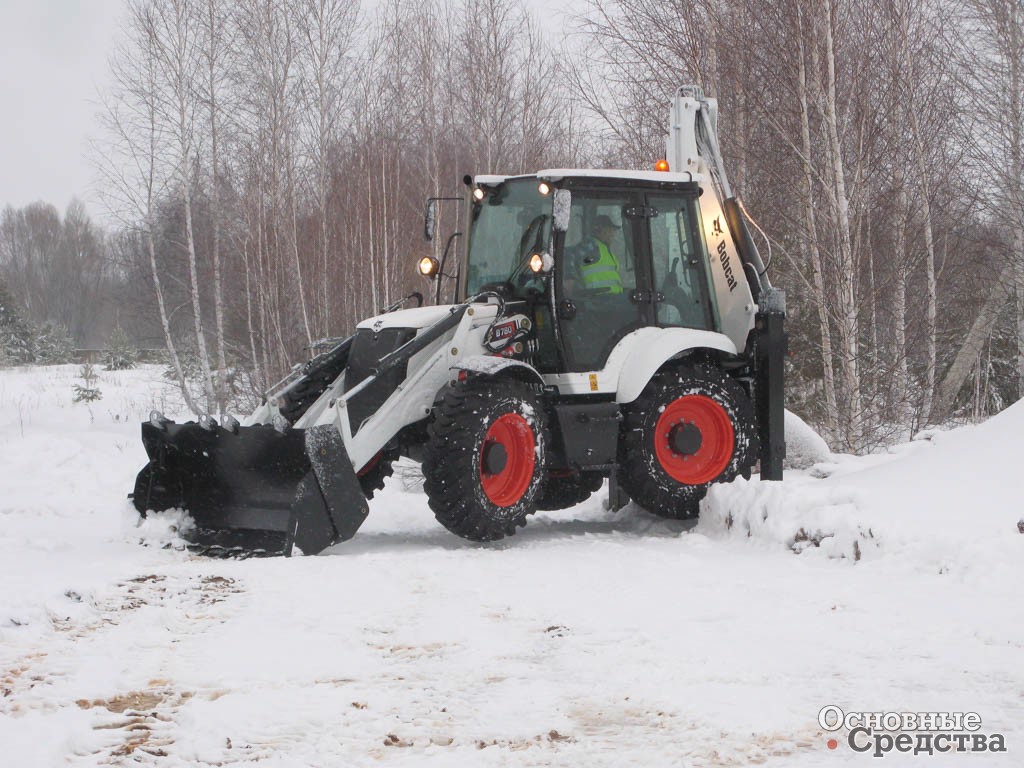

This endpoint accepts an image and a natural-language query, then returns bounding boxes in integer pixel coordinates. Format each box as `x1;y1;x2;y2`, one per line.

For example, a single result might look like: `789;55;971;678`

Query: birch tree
148;0;218;412
97;0;199;413
961;0;1024;399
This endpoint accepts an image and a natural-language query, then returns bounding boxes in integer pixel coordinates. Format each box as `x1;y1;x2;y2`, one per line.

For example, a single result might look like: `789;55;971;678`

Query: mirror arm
436;231;463;304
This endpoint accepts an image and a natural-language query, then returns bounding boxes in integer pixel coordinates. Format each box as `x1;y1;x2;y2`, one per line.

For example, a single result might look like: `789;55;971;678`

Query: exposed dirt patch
77;689;174;713
0;652;46;700
688;730;819;767
79;685;238;762
313;677;356;687
198;575;241;605
0;652;52;713
367;641;455;659
128;574;167;585
474;729;578;751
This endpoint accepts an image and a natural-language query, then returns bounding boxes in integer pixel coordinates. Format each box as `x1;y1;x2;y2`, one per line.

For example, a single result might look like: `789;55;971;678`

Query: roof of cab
473;169;704;185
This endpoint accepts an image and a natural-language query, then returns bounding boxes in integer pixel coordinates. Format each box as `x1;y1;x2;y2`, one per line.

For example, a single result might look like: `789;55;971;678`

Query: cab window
647;194;714;329
465;180;551;299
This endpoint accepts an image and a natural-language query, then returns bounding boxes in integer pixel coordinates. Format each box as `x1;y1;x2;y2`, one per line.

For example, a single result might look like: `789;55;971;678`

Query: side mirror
424;199;437;242
553;189;571;232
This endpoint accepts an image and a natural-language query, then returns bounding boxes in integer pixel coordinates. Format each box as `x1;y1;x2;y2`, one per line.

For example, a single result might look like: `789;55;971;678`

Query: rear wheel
619;363;757;518
423;379;546;541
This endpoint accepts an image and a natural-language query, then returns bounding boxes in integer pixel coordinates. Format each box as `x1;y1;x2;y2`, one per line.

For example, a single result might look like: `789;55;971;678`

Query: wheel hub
478;413;536;507
481;440;509;475
668;422;703;456
654;394;735;485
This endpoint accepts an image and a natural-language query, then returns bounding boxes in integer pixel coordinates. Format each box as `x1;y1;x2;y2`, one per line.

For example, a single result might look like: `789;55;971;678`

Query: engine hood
356;304;458;332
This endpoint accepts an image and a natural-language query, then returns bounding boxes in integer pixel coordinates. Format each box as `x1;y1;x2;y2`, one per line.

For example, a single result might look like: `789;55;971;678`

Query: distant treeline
0;0;1021;452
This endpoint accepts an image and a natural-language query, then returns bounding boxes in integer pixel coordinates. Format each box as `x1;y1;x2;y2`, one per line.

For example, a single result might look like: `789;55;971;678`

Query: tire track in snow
73;572;244;765
1;568;244;765
1;574;177;717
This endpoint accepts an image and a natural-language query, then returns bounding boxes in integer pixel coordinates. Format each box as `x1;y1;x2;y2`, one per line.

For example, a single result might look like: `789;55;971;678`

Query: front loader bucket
131;421;369;557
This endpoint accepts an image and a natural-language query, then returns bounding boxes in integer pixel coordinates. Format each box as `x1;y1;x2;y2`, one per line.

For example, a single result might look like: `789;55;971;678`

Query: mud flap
132;421;368;557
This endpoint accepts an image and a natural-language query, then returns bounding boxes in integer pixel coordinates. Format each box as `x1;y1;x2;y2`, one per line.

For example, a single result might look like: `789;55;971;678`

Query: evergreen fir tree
73;362;103;402
105;326;138;370
35;322;76;364
0;279;35;364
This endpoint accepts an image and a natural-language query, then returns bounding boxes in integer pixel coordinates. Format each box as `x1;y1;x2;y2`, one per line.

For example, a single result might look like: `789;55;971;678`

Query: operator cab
445;170;723;374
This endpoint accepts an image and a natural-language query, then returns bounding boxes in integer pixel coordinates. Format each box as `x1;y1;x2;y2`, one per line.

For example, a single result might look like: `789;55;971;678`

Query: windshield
465;179;551;298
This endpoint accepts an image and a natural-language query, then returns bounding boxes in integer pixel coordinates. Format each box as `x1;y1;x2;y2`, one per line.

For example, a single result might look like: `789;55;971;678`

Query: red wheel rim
479;413;536;507
654;394;734;485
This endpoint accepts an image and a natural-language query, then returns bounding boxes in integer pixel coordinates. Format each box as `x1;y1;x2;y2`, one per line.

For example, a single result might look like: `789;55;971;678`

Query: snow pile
702;400;1024;569
783;408;831;469
123;506;194;550
700;477;877;561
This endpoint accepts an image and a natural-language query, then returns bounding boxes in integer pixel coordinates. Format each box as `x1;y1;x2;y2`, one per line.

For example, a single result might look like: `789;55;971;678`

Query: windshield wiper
504;214;549;286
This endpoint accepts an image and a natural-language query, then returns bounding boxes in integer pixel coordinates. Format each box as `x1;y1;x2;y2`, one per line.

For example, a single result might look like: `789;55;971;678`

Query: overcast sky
0;0;575;224
0;0;126;217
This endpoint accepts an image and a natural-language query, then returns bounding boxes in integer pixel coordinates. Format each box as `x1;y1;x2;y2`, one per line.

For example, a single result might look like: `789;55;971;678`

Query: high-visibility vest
579;238;624;294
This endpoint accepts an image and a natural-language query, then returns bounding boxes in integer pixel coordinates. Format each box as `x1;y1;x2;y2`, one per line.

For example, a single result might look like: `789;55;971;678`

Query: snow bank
699;477;877;562
783;408;831;469
701;400;1024;570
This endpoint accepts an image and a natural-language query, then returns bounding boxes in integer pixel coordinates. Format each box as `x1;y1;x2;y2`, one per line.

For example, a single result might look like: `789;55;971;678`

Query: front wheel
423;379;546;541
619;363;758;518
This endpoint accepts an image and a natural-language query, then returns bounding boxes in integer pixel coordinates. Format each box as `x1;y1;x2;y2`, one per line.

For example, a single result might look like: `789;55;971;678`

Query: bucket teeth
183;528;293;558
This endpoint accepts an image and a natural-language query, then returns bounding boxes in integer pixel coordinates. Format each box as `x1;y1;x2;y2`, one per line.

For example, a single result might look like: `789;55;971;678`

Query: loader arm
132;301;483;557
315;303;471;471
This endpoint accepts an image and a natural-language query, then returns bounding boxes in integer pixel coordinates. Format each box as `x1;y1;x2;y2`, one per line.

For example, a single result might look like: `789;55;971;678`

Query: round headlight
530;251;554;273
418;256;440;277
538;181;551;196
472;187;486;201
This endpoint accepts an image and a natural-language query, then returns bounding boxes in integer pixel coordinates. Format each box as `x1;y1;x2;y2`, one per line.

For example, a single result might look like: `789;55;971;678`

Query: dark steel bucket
132;420;369;557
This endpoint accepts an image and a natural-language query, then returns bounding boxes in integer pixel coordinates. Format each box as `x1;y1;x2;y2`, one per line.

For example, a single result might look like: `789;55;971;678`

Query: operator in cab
573;215;625;295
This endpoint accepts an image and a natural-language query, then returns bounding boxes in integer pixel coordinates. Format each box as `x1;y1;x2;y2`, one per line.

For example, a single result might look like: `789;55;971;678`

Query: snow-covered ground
0;364;1021;766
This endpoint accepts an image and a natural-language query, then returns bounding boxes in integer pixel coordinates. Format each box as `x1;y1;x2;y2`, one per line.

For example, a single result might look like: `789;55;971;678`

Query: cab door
555;187;653;372
643;191;717;332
